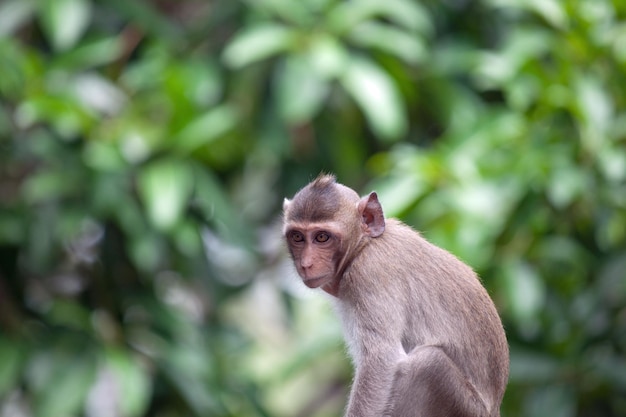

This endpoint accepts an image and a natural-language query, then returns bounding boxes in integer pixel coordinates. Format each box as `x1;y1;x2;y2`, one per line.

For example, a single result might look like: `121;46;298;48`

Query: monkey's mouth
302;275;329;288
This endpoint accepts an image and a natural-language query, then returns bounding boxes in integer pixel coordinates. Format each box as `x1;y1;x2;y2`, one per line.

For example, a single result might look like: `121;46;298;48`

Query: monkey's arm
341;310;405;417
340;252;408;417
345;348;400;417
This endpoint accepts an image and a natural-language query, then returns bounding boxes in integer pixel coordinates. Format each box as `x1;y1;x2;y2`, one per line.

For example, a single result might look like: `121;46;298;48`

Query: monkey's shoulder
357;218;416;247
351;218;478;284
384;219;472;263
372;218;441;257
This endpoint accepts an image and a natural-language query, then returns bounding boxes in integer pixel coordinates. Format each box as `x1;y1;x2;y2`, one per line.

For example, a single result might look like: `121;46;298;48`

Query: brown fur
283;175;509;417
285;174;359;223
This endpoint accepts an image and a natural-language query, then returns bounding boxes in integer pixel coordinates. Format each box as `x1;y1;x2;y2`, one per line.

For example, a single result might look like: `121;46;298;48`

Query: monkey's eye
315;232;330;243
290;232;305;243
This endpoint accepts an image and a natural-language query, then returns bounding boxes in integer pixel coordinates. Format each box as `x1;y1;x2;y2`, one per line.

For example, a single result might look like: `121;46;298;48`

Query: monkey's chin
302;275;331;289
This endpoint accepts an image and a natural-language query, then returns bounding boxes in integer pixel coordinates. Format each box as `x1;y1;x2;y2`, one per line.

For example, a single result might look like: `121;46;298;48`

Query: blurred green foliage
1;0;625;416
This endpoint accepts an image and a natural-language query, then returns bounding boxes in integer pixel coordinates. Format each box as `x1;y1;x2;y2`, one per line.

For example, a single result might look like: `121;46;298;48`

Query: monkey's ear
357;192;385;237
283;198;291;212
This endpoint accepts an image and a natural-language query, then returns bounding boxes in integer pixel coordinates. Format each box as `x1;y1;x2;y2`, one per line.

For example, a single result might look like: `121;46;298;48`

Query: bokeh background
1;0;625;416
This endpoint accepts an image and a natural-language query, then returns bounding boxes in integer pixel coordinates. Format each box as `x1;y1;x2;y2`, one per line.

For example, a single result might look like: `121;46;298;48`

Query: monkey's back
340;219;509;411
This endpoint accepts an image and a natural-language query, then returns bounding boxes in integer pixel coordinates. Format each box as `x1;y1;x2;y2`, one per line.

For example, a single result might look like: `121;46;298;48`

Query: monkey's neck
323;236;370;297
322;281;340;297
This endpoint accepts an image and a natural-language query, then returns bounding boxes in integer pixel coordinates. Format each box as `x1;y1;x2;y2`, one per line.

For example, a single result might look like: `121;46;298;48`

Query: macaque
282;174;509;417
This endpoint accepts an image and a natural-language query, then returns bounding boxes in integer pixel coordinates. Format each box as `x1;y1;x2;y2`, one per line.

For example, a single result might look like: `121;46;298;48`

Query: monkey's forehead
284;198;341;223
283;220;345;234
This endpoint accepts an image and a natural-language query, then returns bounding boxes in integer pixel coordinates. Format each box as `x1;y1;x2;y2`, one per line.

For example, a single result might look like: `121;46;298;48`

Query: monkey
282;174;509;417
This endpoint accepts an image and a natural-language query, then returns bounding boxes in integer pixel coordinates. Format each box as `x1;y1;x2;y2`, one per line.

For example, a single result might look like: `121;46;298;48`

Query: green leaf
501;259;545;337
129;233;164;272
307;34;349;79
371;174;427;217
370;0;432;33
276;55;329;124
164;60;222;107
16;95;93;139
246;0;312;26
137;159;194;232
576;74;613;154
223;24;296;68
38;0;91;51
0;0;36;37
102;0;181;41
0;340;23;396
160;339;223;415
340;57;407;141
55;36;125;69
70;73;128;116
173;220;203;256
22;170;79;203
489;0;567;29
174;105;239;152
525;0;568;29
547;164;588;209
0;38;28;99
105;348;152;417
525;385;576;417
48;300;91;330
33;354;97;417
328;0;432;35
83;140;127;171
348;21;427;64
194;169;254;249
474;29;553;88
509;348;561;383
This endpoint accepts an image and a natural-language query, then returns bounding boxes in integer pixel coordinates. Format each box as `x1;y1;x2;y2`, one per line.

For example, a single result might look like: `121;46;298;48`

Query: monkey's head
283;174;385;293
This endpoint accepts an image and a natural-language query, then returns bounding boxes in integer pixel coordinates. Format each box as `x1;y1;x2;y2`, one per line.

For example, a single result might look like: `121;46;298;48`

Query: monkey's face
282;175;383;294
284;225;343;288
